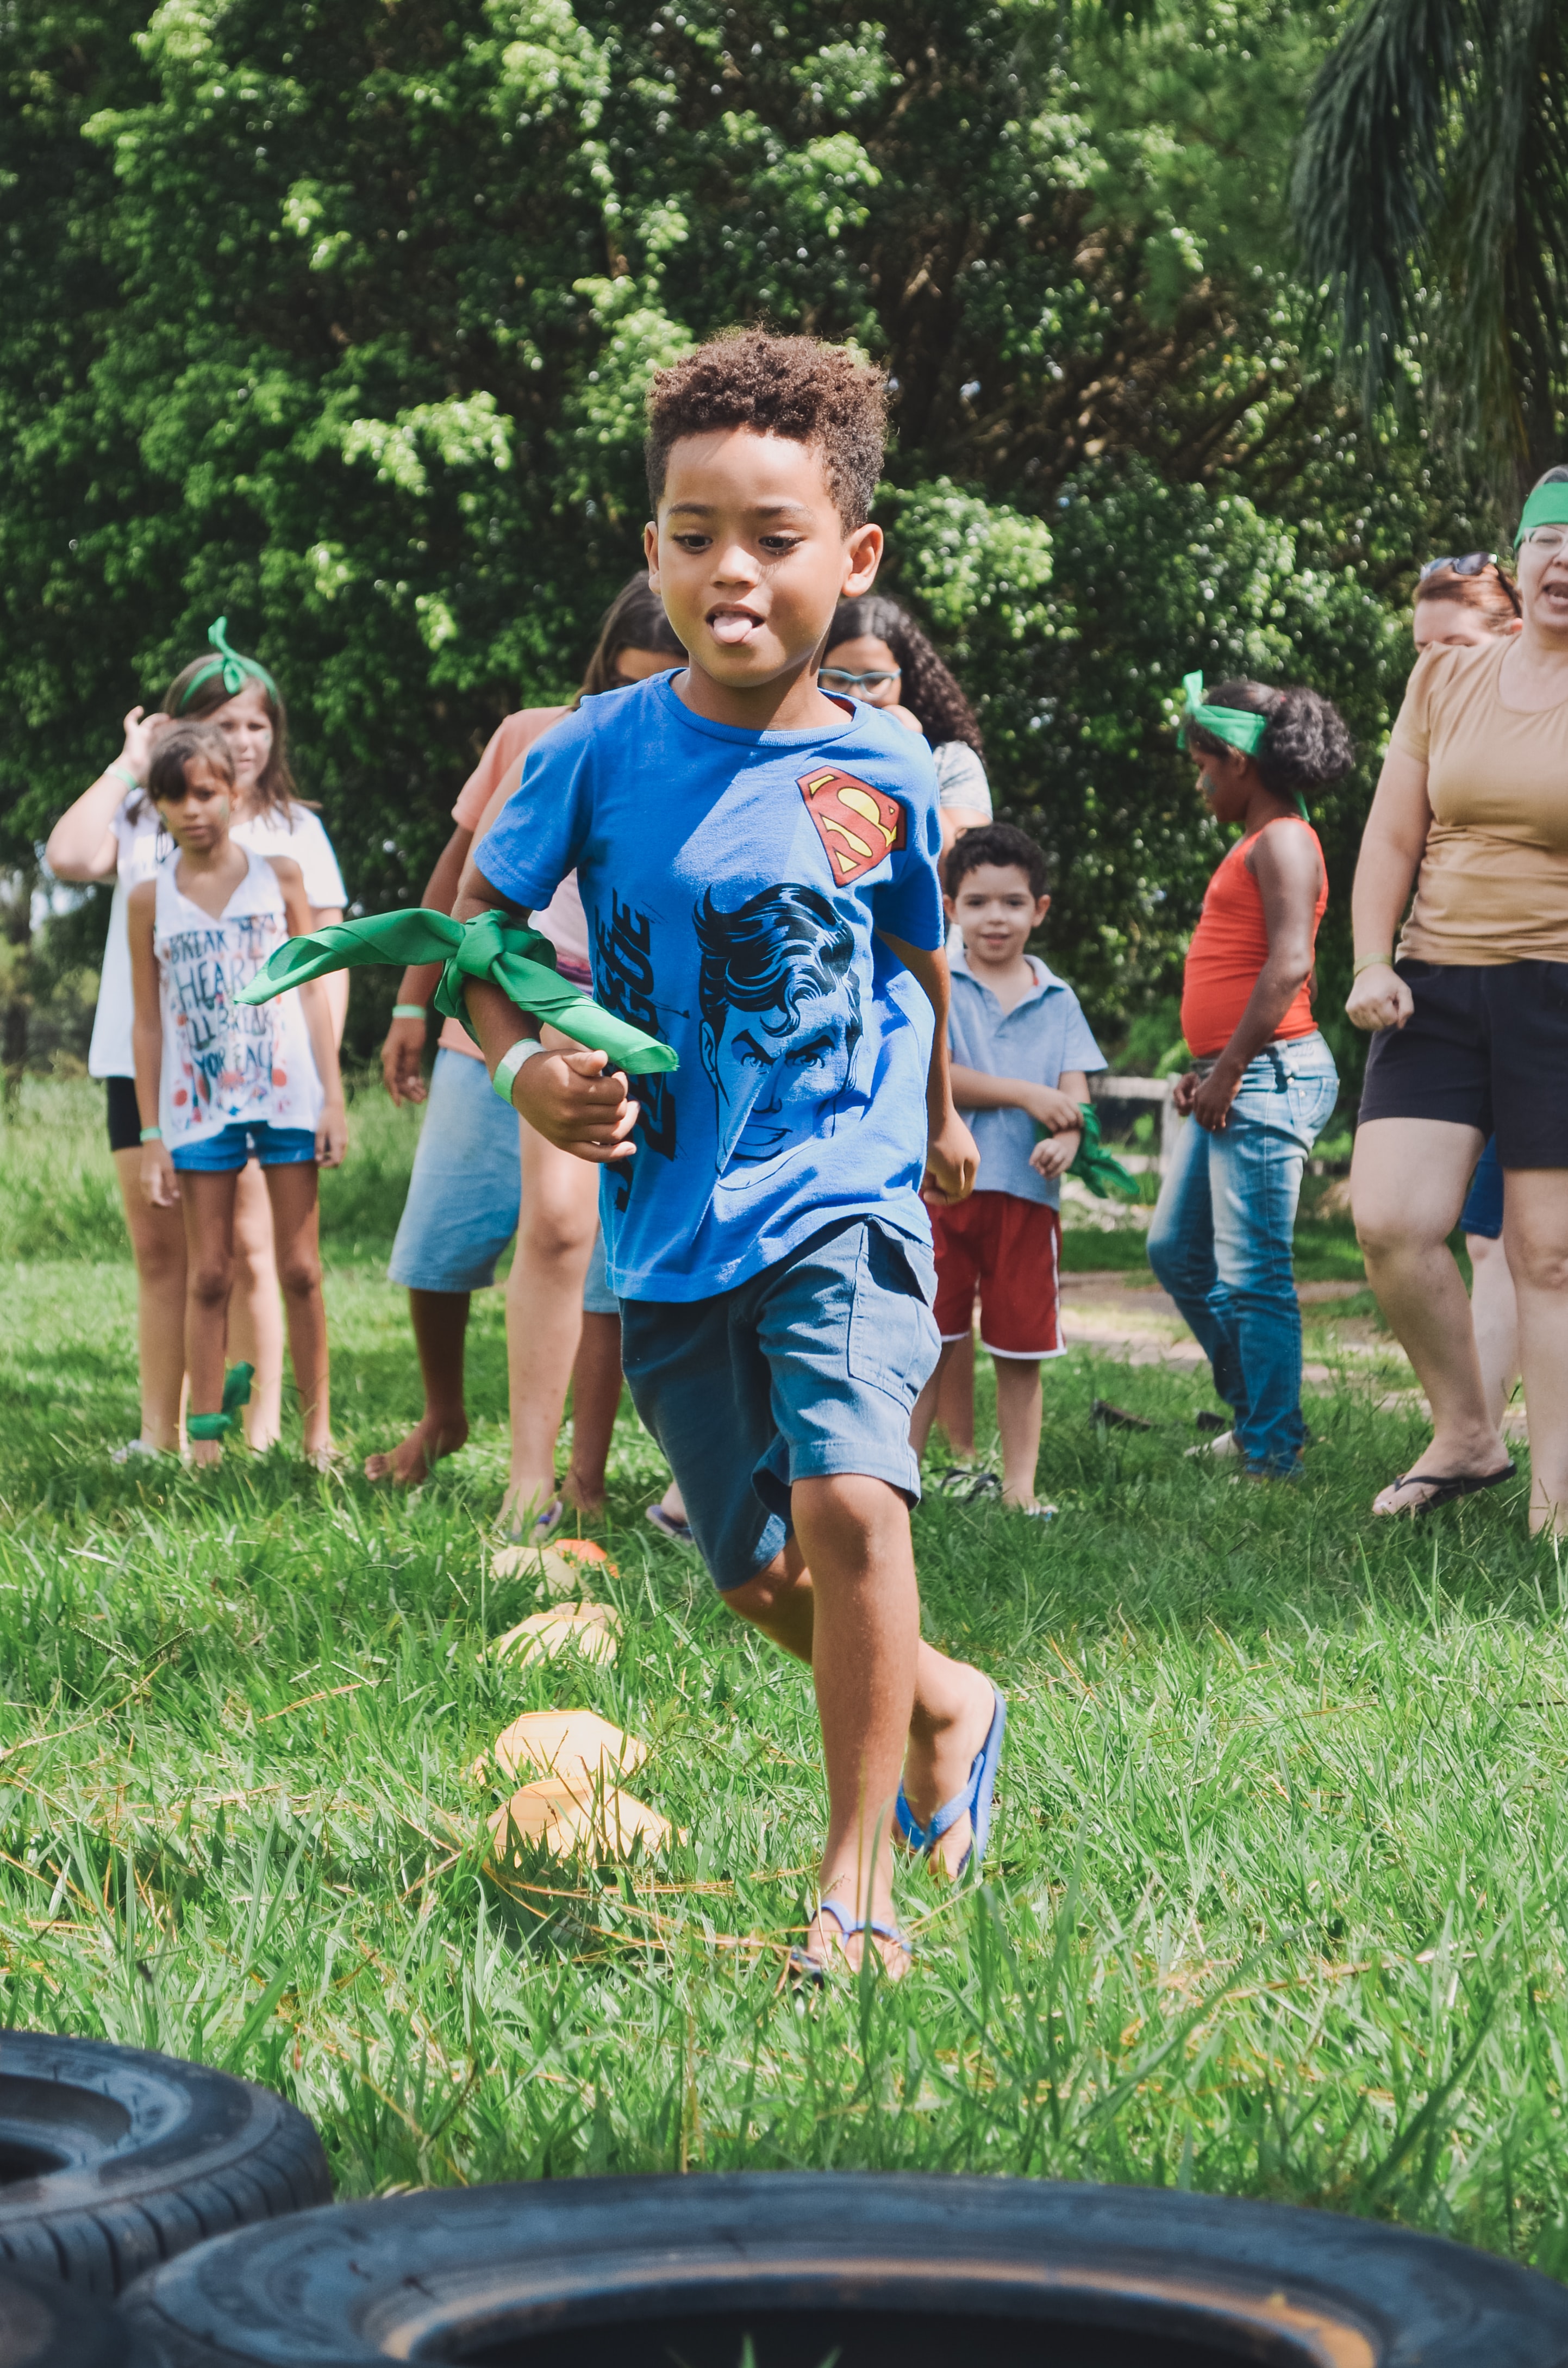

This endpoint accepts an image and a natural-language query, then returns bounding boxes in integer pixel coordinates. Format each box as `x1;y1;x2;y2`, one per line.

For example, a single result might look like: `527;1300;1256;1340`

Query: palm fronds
1292;0;1568;481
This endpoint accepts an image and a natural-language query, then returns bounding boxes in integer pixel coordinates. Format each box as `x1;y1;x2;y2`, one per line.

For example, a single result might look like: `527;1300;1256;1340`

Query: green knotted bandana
238;908;678;1075
1035;1104;1140;1201
178;618;279;710
1179;671;1269;757
1514;483;1568;547
188;1362;254;1441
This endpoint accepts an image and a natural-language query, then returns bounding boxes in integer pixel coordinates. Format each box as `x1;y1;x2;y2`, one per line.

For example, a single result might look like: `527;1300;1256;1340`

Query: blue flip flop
789;1897;912;1983
896;1684;1006;1879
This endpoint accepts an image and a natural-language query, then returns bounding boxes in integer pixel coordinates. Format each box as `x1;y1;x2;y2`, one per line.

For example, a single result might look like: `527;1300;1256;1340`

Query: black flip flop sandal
1380;1461;1516;1516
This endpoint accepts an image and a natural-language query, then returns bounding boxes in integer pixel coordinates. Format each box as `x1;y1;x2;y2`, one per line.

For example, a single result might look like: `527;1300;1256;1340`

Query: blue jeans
1147;1032;1339;1474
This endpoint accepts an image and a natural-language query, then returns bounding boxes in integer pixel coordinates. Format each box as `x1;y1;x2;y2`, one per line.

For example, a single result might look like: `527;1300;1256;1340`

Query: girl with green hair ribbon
43;614;351;1462
1147;672;1352;1479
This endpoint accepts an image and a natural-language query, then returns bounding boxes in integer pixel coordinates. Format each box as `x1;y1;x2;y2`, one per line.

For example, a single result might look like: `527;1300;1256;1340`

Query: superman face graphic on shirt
696;883;865;1171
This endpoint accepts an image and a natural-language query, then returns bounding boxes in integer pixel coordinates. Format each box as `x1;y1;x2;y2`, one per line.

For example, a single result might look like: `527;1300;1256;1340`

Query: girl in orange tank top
1146;676;1352;1479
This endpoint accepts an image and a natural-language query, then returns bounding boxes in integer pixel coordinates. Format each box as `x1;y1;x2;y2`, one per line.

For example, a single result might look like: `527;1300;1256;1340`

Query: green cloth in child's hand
1037;1103;1140;1201
236;909;677;1076
187;1362;254;1441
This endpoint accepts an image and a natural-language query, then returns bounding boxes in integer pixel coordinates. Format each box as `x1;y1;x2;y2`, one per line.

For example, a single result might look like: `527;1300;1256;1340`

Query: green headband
1514;484;1568;548
177;617;278;711
1179;671;1269;756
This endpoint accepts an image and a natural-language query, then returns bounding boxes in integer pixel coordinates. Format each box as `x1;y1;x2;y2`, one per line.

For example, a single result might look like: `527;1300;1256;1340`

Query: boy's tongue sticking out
709;607;760;646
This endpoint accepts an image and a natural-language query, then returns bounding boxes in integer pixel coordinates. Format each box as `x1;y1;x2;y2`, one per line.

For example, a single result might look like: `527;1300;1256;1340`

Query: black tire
121;2171;1568;2367
0;2259;154;2367
0;2032;330;2296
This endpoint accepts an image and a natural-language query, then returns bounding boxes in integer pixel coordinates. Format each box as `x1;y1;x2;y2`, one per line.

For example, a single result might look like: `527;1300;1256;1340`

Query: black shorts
1358;959;1568;1167
105;1075;141;1154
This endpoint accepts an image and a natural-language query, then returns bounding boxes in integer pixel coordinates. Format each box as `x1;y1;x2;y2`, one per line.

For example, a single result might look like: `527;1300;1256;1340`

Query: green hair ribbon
178;617;279;711
238;908;678;1076
1514;483;1568;548
1035;1104;1140;1202
187;1362;254;1442
1179;671;1269;757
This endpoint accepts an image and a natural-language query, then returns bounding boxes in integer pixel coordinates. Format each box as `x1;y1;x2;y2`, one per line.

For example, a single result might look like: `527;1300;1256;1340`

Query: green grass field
3;1081;1566;2273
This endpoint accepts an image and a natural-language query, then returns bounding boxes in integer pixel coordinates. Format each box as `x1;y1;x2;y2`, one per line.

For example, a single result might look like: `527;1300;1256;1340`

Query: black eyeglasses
1419;552;1522;613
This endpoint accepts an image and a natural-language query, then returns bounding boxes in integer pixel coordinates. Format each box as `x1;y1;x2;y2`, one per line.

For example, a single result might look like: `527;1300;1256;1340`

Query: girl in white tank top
152;842;323;1150
128;724;346;1466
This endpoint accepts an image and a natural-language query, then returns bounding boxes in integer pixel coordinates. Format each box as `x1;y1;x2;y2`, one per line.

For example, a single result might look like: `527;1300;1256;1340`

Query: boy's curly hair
645;329;888;530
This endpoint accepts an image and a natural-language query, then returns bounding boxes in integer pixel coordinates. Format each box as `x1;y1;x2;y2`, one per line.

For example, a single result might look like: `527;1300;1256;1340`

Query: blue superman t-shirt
475;671;945;1303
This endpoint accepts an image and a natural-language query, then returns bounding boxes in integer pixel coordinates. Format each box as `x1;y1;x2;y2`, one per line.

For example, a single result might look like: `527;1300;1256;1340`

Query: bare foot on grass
900;1661;999;1881
364;1412;468;1486
189;1438;223;1470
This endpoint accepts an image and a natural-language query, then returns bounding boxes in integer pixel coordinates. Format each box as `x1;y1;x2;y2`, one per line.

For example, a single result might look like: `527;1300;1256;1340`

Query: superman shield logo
797;766;908;886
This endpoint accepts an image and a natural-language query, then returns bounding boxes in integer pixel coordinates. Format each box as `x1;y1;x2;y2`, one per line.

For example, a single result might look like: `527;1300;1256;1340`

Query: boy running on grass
911;825;1105;1511
454;329;1003;1976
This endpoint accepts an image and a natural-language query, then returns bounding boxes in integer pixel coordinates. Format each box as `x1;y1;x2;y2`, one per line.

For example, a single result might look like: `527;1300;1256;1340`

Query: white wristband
492;1036;549;1107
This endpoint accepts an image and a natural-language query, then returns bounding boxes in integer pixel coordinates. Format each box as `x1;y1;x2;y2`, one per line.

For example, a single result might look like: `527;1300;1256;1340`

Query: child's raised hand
120;706;171;782
140;1141;179;1207
316;1100;348;1168
513;1044;640;1164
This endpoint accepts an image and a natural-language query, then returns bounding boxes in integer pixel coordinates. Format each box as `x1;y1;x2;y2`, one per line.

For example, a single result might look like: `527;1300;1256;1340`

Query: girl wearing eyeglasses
1348;469;1568;1530
823;596;991;857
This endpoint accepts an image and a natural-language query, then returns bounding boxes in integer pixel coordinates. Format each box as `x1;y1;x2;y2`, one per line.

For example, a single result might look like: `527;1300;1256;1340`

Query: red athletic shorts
930;1192;1063;1360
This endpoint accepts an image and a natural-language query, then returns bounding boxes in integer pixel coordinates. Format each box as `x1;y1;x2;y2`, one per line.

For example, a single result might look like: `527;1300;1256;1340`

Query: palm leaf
1292;0;1568;479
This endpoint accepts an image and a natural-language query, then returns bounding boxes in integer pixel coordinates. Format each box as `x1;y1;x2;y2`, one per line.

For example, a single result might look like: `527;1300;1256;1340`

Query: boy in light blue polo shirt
911;823;1105;1511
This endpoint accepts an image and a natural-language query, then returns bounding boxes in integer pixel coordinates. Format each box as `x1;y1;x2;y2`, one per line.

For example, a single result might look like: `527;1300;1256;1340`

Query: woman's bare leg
1502;1170;1568;1534
111;1145;186;1451
501;1120;598;1531
180;1170;241;1468
264;1161;331;1459
228;1159;285;1449
1467;1232;1521;1432
1352;1117;1505;1509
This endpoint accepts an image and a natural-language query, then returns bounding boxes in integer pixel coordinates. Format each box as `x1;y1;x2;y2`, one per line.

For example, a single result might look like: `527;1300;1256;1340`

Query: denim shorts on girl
388;1046;521;1293
171;1121;317;1173
617;1213;940;1593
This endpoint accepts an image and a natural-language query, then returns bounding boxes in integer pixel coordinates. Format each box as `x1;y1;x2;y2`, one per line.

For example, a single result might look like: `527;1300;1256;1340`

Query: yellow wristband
1352;955;1394;976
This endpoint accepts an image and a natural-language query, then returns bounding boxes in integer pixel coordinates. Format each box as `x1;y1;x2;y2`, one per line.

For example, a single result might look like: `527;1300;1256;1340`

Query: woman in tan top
1348;469;1568;1530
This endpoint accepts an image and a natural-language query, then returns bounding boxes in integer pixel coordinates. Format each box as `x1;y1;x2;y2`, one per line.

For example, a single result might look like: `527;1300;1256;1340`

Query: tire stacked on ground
0;2260;156;2368
0;2032;330;2296
120;2170;1568;2367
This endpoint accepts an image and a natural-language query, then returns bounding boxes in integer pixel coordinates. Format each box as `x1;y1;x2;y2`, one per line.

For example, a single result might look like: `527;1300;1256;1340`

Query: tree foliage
1294;0;1568;489
1;0;1469;1061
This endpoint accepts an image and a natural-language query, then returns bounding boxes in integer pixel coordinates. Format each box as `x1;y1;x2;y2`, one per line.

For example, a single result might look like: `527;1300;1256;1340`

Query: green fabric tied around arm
236;908;678;1075
187;1362;254;1441
1035;1104;1140;1201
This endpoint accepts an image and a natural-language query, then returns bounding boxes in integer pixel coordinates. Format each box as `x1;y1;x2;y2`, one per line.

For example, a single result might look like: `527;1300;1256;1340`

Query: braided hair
1184;681;1354;801
827;596;984;755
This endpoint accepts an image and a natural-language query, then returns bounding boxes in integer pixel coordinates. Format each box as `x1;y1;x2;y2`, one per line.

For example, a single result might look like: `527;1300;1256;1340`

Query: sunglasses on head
1419;552;1522;611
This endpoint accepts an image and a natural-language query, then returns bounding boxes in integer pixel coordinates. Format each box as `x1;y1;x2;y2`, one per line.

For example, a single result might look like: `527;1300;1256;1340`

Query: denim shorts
1460;1137;1503;1239
172;1121;317;1173
619;1214;941;1592
388;1048;521;1292
582;1227;619;1316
